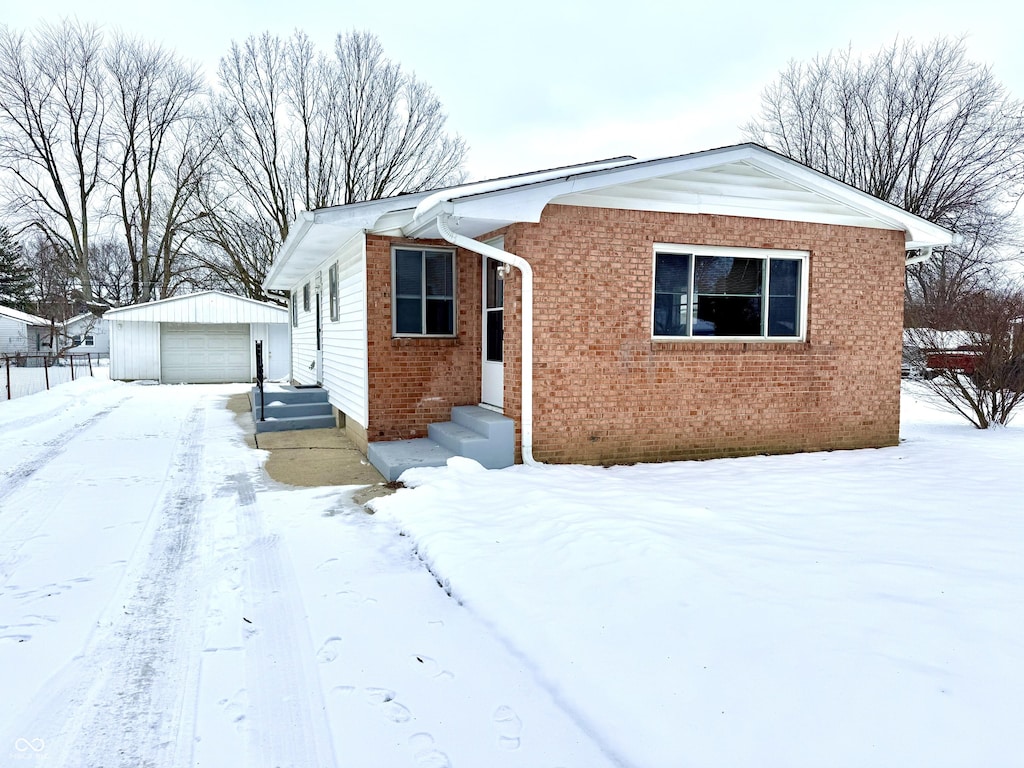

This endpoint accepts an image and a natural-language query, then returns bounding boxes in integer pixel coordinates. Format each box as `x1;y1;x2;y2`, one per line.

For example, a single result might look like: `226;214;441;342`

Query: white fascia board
104;290;287;321
264;203;411;291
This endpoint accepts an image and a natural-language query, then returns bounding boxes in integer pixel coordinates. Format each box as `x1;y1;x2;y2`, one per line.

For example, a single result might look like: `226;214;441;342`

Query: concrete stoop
250;384;335;434
368;405;514;482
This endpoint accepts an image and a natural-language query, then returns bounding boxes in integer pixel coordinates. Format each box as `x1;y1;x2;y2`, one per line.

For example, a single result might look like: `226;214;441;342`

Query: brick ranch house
262;143;954;474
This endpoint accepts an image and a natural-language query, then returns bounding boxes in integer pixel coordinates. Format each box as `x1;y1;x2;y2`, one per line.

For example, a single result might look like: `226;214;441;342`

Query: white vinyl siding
0;315;29;355
289;232;368;426
110;321;161;380
321;235;368;427
291;278;320;386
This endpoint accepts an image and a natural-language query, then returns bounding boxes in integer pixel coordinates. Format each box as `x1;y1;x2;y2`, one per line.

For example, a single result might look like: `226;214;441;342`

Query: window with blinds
392;247;456;336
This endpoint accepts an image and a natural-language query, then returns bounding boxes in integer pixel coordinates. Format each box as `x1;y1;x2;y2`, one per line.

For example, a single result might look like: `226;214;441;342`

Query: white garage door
160;323;251;384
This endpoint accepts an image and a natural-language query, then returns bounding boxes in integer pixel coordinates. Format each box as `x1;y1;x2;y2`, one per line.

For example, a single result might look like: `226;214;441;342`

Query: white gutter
905;246;933;266
435;213;540;466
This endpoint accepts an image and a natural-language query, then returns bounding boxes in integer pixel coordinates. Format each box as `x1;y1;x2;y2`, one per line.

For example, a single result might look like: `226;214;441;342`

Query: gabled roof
0;304;49;326
264;143;956;290
104;290;287;324
64;312;108;328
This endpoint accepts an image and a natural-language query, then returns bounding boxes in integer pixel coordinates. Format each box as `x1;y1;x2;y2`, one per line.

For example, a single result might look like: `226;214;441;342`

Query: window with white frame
291;290;298;327
83;335;94;346
303;282;311;312
392;247;455;336
328;263;339;322
653;245;807;339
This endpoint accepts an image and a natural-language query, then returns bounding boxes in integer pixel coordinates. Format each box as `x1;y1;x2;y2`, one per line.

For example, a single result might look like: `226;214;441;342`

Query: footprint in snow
220;689;247;728
316;636;344;663
412;655;454;680
335;589;377;605
409;732;451;768
493;705;523;750
365;688;412;723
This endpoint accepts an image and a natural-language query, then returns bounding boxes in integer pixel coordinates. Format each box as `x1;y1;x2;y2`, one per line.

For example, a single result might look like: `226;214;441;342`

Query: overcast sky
5;0;1023;181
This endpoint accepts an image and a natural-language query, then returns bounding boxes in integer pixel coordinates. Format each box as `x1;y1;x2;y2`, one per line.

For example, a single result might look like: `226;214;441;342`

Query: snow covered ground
1;378;1022;767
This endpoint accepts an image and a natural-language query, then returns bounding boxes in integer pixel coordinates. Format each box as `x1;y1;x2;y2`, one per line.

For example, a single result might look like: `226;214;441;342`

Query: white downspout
435;213;539;466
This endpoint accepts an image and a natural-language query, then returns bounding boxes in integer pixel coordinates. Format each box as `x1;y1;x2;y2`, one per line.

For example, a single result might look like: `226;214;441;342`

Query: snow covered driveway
0;380;615;767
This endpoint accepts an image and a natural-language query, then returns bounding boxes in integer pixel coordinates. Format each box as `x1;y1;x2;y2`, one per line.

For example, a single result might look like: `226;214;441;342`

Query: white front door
481;254;504;408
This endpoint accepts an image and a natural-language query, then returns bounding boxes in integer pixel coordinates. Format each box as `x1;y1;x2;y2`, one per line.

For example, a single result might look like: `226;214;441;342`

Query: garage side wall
109;321;160;380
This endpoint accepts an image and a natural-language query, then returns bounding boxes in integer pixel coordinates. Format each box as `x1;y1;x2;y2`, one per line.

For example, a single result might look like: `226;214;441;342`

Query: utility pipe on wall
435;213;539;466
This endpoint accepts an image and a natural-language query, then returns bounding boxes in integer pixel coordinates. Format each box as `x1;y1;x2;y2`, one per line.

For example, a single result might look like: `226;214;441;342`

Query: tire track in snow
0;403;122;586
0;404;118;503
229;468;338;768
4;402;210;768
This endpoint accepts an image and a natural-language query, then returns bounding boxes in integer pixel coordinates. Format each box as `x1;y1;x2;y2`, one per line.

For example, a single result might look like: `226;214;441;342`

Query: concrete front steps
368;405;514;481
249;384;335;433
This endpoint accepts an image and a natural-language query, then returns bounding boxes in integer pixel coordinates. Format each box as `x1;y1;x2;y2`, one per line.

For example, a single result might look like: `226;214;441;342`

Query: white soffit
553;160;893;230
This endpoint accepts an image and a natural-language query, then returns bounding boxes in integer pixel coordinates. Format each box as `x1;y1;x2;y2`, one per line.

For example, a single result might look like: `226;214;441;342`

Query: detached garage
107;291;290;384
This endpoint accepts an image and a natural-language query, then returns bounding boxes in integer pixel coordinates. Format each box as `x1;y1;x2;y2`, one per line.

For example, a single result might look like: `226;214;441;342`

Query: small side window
291;291;299;327
303;283;311;312
329;263;339;322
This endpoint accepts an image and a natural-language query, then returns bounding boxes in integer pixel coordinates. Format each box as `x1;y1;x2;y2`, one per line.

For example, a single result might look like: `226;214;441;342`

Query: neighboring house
62;313;111;356
263;143;955;468
106;291;290;384
0;304;51;357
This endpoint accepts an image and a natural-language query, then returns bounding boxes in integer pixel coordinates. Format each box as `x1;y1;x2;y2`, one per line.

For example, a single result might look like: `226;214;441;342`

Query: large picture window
653;245;806;339
393;247;455;336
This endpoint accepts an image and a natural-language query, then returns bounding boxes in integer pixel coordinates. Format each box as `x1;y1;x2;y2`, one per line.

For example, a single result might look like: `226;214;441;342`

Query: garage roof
105;291;287;324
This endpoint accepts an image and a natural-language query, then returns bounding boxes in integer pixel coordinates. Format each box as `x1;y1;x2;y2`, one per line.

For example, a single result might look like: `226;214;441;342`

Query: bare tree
745;38;1024;311
204;29;466;299
24;233;77;319
334;30;466;202
0;21;109;302
905;288;1024;428
89;238;133;307
105;34;209;303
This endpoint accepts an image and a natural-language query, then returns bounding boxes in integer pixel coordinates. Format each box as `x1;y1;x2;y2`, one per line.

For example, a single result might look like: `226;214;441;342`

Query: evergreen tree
0;226;35;312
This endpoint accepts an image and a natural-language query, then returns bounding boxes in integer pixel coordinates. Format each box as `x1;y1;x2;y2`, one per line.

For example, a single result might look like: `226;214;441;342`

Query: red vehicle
925;347;982;376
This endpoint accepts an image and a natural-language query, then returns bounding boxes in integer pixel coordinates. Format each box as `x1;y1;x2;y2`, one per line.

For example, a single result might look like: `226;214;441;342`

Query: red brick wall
365;235;481;440
499;205;906;464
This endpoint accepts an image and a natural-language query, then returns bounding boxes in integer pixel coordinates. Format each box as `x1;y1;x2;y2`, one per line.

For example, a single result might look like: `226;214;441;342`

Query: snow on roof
0;304;49;326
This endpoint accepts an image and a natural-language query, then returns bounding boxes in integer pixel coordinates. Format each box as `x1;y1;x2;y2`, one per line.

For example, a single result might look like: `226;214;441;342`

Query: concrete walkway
227;394;391;502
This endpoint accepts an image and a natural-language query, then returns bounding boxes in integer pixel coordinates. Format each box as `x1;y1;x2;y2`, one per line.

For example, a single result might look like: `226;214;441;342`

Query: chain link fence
2;353;105;401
